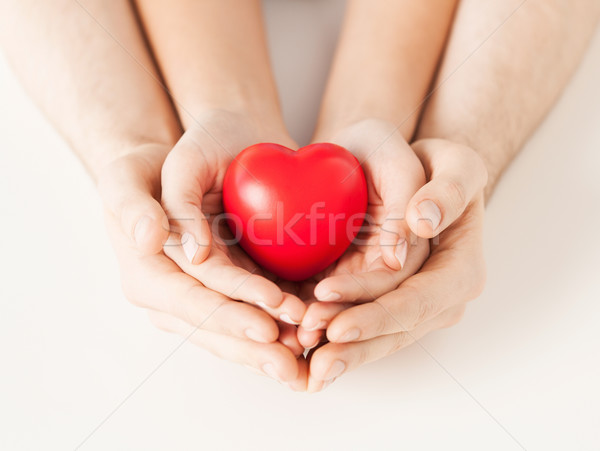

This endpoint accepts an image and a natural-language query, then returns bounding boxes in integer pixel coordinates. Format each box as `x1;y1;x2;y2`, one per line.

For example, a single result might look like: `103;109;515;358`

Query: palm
161;111;307;324
291;119;431;347
325;200;389;277
174;115;290;279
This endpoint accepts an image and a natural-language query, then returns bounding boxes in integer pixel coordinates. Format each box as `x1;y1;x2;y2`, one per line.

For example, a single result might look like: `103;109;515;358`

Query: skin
296;0;459;352
137;0;459;391
134;0;310;385
2;0;598;392
304;0;600;392
0;0;307;386
314;0;459;141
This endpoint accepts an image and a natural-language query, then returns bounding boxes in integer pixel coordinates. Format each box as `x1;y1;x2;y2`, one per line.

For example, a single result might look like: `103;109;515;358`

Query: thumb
160;130;215;264
372;140;426;271
406;139;488;238
97;144;171;255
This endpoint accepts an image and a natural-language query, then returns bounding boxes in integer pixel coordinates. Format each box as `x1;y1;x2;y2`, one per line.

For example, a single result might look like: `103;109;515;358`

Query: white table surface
1;1;599;450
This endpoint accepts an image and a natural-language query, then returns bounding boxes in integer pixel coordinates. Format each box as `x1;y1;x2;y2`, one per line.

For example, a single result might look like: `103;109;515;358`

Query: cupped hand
306;138;488;392
296;119;431;349
159;110;307;324
97;142;307;389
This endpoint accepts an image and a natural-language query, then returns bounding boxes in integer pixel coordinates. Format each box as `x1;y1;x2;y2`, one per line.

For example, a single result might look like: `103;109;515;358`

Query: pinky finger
307;305;465;392
287;356;309;392
147;311;300;383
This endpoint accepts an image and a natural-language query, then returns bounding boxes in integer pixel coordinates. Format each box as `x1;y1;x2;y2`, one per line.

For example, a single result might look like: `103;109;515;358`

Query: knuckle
467;258;487;299
166;295;187;323
120;276;142;307
468;150;489;189
444;178;467;212
398;283;434;329
445;305;467;328
477;159;489;189
206;343;228;361
181;284;200;323
147;311;172;333
99;153;152;189
96;157;124;194
390;332;411;353
177;282;212;326
372;302;389;336
415;299;437;327
356;344;370;367
208;301;238;334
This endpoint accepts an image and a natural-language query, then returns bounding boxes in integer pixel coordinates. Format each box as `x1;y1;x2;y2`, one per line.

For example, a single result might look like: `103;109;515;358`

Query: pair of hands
98;110;488;392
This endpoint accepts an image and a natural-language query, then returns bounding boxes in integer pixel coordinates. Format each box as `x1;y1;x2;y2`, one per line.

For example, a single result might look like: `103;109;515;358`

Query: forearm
416;0;600;199
314;0;458;141
0;0;180;179
135;0;286;134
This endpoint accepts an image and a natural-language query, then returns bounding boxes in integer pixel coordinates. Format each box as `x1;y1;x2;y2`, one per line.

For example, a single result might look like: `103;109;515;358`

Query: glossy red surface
223;142;368;281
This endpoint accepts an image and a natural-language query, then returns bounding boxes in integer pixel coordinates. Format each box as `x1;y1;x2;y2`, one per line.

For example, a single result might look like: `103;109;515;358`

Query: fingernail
262;363;281;381
324;360;346;380
244;328;263;342
181;232;198;263
320;292;341;302
395;239;407;269
303;320;327;332
338;328;360;343
416;200;442;231
279;313;299;325
306;337;320;349
134;215;152;246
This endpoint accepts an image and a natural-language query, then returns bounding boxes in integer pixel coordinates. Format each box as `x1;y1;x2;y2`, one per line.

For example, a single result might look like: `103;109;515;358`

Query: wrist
313;115;410;145
314;110;416;144
86;139;174;183
72;108;180;181
176;80;287;134
184;105;294;149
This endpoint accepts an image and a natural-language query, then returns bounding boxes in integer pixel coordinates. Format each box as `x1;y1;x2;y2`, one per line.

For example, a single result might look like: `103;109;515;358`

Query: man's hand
159;110;307;325
98;142;308;389
305;139;488;392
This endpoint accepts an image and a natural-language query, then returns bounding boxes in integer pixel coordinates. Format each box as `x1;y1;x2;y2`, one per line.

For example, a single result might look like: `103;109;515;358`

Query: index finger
327;201;485;342
163;235;306;323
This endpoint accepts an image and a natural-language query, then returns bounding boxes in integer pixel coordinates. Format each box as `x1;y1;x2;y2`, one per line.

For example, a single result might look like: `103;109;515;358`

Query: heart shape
223;143;367;281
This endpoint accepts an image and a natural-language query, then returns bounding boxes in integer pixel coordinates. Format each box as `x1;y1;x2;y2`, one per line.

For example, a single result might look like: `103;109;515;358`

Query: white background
1;1;599;450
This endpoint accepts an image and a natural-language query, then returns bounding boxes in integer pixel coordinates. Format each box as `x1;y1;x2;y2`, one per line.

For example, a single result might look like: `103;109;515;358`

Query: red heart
223;143;367;281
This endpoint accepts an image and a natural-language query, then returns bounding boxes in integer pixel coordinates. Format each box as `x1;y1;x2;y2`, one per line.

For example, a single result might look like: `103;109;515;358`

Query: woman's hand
305;138;488;392
296;119;431;349
160;110;307;325
97;142;308;389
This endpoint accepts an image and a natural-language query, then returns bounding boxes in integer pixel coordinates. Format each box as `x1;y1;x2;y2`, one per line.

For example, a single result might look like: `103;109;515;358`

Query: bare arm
0;0;180;177
306;0;600;391
0;0;306;386
314;0;458;141
296;0;459;360
417;0;600;199
132;0;297;261
134;0;287;134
